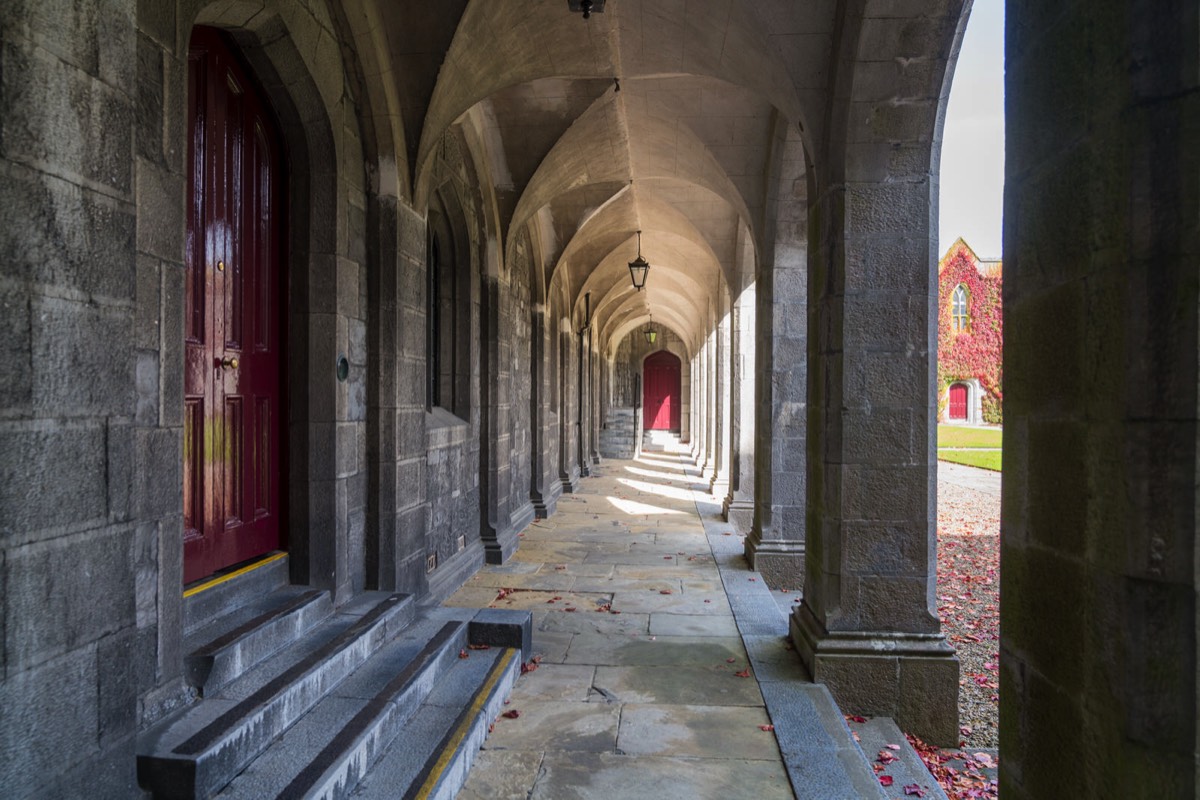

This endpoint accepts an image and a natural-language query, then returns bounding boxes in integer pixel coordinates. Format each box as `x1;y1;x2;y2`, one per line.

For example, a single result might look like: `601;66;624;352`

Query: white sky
938;0;1004;260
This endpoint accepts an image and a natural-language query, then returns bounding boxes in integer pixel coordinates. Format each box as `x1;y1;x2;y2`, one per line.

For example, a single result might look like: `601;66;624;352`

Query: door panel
949;383;967;420
643;351;682;431
184;27;285;585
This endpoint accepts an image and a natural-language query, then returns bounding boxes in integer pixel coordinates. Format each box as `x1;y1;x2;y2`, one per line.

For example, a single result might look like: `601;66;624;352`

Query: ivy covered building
938;238;1003;425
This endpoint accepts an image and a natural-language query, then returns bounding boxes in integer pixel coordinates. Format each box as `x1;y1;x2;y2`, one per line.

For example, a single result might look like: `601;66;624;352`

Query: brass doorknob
220;356;239;370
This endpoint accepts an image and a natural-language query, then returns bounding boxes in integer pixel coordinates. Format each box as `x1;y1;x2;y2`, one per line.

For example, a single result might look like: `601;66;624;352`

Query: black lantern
644;314;657;345
568;0;606;19
629;230;649;292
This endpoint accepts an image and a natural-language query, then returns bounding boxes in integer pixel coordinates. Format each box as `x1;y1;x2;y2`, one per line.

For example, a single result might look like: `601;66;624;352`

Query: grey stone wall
0;3;165;794
1002;1;1199;796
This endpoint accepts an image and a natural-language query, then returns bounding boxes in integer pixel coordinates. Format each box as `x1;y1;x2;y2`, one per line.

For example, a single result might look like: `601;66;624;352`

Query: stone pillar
745;125;807;586
790;37;957;741
1001;2;1199;795
724;280;756;529
711;291;732;498
529;306;560;518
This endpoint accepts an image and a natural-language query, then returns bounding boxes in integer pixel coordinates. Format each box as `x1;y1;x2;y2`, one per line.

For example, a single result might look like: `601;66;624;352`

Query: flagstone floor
447;440;797;800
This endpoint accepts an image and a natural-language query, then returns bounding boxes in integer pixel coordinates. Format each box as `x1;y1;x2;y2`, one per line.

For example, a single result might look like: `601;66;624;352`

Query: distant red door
643;351;681;431
949;383;968;421
183;27;286;585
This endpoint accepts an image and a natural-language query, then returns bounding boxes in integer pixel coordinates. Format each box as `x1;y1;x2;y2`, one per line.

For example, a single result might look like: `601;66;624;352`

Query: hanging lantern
644;314;657;344
568;0;605;19
629;230;649;291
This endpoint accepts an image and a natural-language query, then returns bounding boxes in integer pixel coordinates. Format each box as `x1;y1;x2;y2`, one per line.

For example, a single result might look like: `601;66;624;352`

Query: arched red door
183;27;287;584
643;351;681;431
948;383;968;421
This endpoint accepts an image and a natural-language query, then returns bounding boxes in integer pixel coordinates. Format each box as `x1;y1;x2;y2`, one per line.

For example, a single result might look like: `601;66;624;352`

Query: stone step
349;644;522;800
184;553;290;636
183;587;334;695
214;616;473;799
137;592;415;800
848;716;950;800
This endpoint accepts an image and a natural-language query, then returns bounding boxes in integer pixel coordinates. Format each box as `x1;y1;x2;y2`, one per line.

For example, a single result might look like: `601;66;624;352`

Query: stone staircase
598;406;638;459
138;557;529;800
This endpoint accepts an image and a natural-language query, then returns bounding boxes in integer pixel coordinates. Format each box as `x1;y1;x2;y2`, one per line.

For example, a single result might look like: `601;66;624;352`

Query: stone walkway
447;442;797;800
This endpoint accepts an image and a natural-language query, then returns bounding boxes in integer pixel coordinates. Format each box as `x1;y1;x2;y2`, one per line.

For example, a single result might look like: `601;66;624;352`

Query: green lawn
938;424;1002;449
938;449;1002;472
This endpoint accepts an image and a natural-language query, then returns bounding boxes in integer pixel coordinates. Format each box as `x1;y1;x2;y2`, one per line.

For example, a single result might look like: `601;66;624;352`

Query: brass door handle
220;356;239;370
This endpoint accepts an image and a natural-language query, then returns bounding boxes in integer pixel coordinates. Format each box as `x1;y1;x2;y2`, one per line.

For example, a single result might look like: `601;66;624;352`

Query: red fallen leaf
759;724;775;731
734;668;751;678
903;784;927;797
596;603;612;612
458;649;469;659
501;709;521;719
554;565;566;571
723;532;732;536
877;750;898;765
663;556;672;560
748;577;757;582
886;744;901;751
727;657;737;663
704;599;712;603
846;715;868;723
564;607;577;612
546;599;556;604
659;589;673;595
879;776;894;787
468;643;491;650
610;610;622;614
488;723;494;733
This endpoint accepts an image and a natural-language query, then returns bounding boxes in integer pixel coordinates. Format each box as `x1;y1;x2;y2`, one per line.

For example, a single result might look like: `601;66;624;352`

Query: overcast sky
939;0;1004;260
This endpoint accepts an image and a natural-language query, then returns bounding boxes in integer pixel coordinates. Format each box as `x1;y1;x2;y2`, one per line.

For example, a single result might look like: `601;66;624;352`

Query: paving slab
457;749;545;800
483;700;620;752
616;703;778;759
563;633;746;667
592;665;763;706
508;664;597;703
648;612;740;637
535;609;650;636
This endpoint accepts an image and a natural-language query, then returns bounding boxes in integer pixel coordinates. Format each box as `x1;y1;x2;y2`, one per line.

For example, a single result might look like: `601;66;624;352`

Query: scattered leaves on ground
907;733;999;800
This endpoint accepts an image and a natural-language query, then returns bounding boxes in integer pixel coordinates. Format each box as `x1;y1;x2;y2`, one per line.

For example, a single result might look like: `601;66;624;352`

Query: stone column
745;125;807;587
1001;1;1199;794
790;18;957;740
724;280;755;529
711;291;732;498
529;306;560;517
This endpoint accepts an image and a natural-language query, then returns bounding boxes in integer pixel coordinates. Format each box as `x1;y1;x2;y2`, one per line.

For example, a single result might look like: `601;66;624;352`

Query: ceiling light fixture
645;315;657;345
568;0;605;19
629;230;650;292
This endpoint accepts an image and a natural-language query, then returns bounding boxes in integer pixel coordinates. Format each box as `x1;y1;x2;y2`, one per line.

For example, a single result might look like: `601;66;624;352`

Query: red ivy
938;247;1003;423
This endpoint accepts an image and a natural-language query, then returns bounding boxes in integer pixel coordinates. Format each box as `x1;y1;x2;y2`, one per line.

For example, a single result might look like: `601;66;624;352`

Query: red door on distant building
183;27;286;585
949;383;968;421
643;351;681;431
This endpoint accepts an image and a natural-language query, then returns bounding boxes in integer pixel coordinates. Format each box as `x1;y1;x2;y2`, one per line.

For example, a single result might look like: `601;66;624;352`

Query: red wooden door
643;351;681;431
948;383;968;420
184;27;286;585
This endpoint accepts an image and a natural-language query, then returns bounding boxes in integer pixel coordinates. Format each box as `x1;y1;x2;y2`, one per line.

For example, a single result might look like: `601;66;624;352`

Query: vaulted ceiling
367;0;837;355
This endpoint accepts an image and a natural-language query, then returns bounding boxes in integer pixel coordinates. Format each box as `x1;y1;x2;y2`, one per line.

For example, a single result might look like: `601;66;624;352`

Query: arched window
951;284;969;332
426;206;470;419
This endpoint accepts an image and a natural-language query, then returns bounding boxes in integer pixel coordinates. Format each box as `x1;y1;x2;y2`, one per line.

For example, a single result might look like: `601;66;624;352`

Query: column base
532;479;563;519
723;497;753;531
791;602;959;746
743;531;805;588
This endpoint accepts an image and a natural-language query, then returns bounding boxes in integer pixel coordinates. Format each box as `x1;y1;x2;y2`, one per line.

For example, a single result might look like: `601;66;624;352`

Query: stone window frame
425;199;471;421
951;283;970;332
